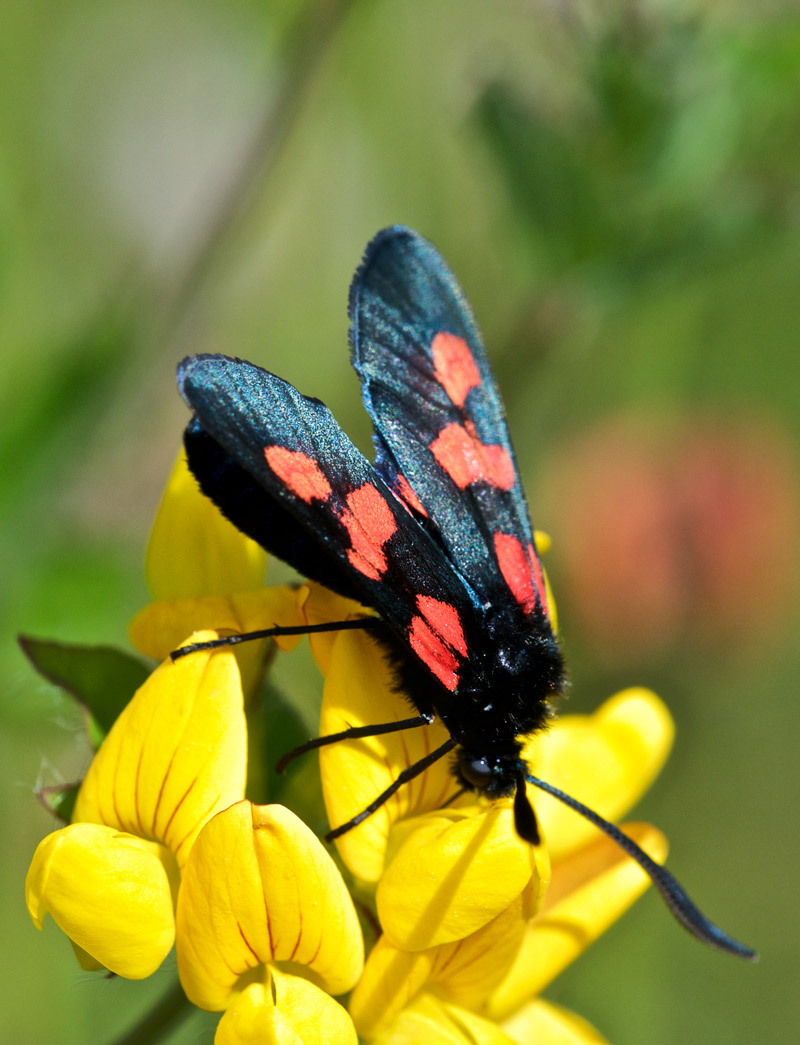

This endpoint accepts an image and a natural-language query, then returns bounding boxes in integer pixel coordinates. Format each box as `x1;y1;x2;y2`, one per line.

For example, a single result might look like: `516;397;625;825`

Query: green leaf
19;637;150;746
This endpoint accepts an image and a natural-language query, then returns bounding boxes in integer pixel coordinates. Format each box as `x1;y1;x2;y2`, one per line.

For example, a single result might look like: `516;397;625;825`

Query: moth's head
456;748;540;844
455;745;519;799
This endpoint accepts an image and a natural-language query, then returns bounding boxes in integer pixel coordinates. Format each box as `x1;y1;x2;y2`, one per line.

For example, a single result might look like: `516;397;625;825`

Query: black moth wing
349;226;550;625
183;416;365;602
178;354;484;703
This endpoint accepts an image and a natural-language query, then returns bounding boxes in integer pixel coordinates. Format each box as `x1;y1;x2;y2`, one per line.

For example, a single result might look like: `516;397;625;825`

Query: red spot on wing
345;484;397;535
339;483;398;581
495;533;549;617
393;473;428;517
409;617;460;691
409;596;467;690
431;332;481;408
430;423;515;490
263;453;398;584
264;446;332;503
416;596;467;655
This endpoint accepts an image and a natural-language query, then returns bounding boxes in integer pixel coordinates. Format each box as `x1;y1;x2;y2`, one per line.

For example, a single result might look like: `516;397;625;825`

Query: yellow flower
25;826;179;979
25;634;247;978
483;822;666;1023
318;640;671;952
25;445;731;1045
342;686;672;1043
176;800;363;1044
215;970;357;1045
374;805;548;952
350;894;529;1039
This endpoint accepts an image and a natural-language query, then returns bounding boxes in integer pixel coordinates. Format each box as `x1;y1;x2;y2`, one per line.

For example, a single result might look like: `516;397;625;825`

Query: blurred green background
4;1;799;1042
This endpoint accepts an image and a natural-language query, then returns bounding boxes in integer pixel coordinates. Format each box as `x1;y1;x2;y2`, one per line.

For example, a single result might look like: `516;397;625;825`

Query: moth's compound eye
460;754;494;790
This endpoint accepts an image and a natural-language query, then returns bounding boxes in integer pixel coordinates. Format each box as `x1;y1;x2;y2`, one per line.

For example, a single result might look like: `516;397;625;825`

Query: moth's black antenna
525;774;757;960
325;737;457;842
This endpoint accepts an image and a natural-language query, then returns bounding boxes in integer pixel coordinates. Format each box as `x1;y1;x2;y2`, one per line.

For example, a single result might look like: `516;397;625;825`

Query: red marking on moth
416;595;467;655
430;422;515;490
494;533;549;617
431;332;481;408
394;473;428;517
409;616;460;691
339;483;397;581
264;446;332;503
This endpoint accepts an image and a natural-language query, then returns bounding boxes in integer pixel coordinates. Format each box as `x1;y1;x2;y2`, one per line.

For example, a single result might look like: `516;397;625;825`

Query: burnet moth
175;226;755;960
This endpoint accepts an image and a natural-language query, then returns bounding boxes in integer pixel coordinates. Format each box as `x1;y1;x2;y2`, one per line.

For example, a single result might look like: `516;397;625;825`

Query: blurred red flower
543;413;799;663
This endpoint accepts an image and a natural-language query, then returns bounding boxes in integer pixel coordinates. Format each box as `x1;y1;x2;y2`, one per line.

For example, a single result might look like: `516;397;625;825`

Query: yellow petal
428;893;528;1008
177;802;363;1011
351;898;529;1040
297;582;373;675
25;823;177;978
129;586;304;662
146;451;266;599
525;689;674;858
215;970;357;1045
70;941;106;971
533;530;552;555
532;531;558;633
370;993;514;1045
502;998;608;1045
74;635;247;868
319;629;454;882
349;935;435;1039
484;823;668;1019
542;566;558;634
376;805;542;951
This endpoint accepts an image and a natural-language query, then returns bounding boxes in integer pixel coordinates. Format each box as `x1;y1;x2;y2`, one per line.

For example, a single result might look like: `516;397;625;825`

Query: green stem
109;980;192;1045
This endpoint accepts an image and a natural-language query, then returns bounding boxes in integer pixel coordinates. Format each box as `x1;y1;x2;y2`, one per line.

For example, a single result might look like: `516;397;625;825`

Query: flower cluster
26;454;675;1043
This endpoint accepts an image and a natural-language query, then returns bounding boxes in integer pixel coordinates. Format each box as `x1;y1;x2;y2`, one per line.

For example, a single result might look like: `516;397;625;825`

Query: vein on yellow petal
134;746;146;836
110;752;124;830
220;946;239;978
306;934;323;968
171;790;223;865
158;770;192;838
435;936;466;977
264;892;276;959
238;922;261;967
288;910;303;962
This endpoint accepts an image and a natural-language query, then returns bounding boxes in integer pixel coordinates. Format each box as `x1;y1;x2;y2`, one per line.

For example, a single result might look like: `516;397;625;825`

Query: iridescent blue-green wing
349;226;550;622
